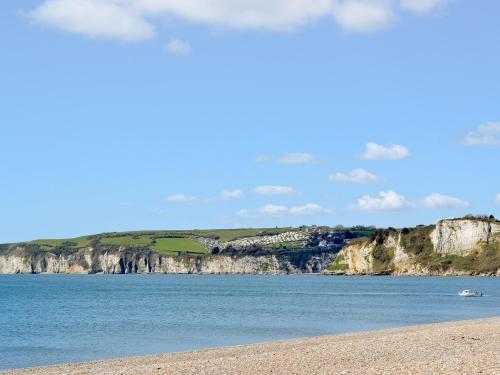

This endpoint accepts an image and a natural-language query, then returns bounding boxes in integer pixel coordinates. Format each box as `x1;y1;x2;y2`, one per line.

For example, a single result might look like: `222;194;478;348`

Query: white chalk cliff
0;247;334;275
431;219;500;256
329;218;500;276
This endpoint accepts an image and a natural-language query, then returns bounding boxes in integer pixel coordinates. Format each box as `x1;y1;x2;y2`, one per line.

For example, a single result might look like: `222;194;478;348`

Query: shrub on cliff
372;245;395;272
400;226;434;260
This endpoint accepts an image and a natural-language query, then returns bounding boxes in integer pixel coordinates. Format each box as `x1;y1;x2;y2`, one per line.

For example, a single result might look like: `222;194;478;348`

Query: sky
1;0;500;243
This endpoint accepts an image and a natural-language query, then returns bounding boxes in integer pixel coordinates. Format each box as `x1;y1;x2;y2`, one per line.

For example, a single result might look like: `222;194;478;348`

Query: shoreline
1;272;498;277
4;317;499;375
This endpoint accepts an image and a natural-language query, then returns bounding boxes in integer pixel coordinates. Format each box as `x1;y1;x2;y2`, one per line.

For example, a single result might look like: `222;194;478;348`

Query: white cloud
289;203;330;215
166;194;198;203
220;189;243;199
354;191;471;211
400;0;449;14
255;152;319;164
253;185;296;196
28;0;453;41
136;0;333;32
332;0;395;33
355;190;412;211
167;190;243;203
164;38;191;56
359;142;410;160
461;122;500;146
422;193;469;209
329;168;380;183
276;152;318;164
28;0;155;42
238;203;329;218
238;204;289;218
495;194;500;203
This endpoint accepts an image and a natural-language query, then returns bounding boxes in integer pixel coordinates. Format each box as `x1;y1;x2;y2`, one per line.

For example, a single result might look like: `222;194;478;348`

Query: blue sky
1;0;499;243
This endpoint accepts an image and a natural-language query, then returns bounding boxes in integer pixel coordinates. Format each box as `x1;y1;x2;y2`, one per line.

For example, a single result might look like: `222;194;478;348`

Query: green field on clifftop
3;227;297;255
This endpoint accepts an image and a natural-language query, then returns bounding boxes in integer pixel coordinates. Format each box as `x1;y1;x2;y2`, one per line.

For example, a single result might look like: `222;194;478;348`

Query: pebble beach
4;317;499;375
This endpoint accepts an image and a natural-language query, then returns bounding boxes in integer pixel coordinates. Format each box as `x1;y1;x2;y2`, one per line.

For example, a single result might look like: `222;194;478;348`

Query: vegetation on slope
400;225;499;274
400;225;435;263
151;238;205;256
445;214;499;223
0;228;299;257
326;254;349;271
370;229;397;273
425;239;500;274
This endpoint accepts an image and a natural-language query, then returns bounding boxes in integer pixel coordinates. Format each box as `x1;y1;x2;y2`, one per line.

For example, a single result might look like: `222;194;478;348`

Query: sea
0;274;499;370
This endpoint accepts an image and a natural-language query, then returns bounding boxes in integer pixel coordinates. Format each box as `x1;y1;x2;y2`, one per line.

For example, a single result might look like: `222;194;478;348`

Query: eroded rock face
431;219;500;256
340;241;373;274
0;249;335;275
0;253;32;274
393;233;409;269
95;252;122;274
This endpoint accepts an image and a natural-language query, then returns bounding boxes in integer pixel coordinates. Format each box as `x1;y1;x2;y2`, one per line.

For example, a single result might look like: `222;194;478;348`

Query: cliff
0;246;336;275
2;218;499;275
328;218;500;276
0;226;366;275
431;219;500;256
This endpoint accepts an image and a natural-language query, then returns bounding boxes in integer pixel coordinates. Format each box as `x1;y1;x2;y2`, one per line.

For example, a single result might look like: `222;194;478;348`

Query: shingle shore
4;317;499;375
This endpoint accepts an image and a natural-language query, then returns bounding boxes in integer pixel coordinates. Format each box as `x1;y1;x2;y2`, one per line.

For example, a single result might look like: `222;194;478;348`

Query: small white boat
459;289;483;297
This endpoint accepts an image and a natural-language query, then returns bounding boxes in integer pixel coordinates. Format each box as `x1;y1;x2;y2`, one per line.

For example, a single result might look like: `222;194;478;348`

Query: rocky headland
328;217;500;276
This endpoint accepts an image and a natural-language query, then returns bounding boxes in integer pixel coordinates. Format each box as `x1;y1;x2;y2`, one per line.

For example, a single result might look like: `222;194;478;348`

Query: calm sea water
0;275;499;370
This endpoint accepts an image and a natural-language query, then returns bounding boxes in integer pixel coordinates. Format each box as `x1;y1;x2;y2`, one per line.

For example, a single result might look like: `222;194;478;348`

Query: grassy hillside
4;228;297;256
